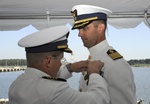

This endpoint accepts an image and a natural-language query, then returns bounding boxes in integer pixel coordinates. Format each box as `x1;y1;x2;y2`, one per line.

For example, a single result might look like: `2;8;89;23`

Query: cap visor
64;48;72;53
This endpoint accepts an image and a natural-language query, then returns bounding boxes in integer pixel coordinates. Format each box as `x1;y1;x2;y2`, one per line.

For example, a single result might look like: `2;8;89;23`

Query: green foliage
0;58;150;67
127;58;150;67
0;59;26;66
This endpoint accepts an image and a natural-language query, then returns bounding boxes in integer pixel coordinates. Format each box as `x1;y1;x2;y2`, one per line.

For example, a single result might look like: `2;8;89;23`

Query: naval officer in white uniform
70;5;137;104
8;25;110;104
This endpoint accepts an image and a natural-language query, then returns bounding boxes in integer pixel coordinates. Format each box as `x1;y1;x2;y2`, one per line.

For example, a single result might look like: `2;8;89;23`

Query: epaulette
42;76;67;82
107;49;123;60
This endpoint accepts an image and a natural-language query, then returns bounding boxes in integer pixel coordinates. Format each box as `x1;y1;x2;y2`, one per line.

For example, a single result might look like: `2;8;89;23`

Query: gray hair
26;51;62;67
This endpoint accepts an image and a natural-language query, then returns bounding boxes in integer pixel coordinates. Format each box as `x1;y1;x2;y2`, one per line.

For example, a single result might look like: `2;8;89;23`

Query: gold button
79;88;82;92
82;71;85;75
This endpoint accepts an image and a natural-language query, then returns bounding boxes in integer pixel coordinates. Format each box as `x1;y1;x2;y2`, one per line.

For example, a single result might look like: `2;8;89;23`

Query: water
132;67;150;104
0;71;24;98
0;67;150;104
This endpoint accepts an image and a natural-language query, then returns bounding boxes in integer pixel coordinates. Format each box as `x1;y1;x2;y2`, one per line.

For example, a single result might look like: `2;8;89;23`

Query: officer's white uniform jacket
9;67;110;104
79;40;137;104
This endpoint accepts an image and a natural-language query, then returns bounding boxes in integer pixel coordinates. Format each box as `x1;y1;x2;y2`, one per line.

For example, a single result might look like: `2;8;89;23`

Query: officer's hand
69;60;89;73
87;60;104;75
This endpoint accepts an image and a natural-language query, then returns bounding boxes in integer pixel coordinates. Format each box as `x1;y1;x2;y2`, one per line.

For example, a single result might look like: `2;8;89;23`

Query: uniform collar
24;67;50;78
89;40;109;54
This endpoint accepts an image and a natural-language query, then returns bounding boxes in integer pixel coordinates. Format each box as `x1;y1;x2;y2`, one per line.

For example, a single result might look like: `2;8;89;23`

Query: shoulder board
42;76;67;82
107;49;123;60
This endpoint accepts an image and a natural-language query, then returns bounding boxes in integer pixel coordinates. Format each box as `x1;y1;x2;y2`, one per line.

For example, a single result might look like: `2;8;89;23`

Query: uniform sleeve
107;59;137;104
57;64;72;79
52;73;110;104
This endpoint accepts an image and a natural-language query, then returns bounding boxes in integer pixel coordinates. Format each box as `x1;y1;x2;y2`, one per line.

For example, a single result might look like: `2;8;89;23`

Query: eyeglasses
61;57;68;65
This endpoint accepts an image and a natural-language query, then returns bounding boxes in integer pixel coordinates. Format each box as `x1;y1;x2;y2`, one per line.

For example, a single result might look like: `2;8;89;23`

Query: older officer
8;25;110;104
71;5;137;104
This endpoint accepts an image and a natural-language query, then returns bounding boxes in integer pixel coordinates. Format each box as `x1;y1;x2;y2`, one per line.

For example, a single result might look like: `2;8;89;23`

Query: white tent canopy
0;0;150;31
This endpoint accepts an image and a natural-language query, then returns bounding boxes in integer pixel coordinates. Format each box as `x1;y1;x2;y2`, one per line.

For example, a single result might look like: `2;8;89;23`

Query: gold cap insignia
71;9;77;21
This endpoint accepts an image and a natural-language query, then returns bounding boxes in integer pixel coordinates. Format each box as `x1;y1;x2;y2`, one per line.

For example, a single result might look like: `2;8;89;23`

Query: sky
0;23;150;62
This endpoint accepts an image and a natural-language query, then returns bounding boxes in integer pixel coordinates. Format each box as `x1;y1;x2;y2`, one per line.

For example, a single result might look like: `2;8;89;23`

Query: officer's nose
78;29;84;37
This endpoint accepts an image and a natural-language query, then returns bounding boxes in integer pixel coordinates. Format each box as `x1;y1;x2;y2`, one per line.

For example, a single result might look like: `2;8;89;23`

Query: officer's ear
98;23;105;33
45;56;53;68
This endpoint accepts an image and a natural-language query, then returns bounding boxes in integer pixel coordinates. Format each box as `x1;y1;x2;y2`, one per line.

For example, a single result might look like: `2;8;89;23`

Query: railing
0;98;8;104
0;66;26;72
0;98;147;104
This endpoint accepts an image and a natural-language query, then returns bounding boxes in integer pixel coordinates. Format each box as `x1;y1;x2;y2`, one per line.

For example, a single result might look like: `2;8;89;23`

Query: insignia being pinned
99;70;104;77
107;49;123;60
88;55;91;61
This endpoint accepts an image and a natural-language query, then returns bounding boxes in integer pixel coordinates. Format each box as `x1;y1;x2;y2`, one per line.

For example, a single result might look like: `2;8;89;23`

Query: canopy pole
46;11;50;27
144;11;150;27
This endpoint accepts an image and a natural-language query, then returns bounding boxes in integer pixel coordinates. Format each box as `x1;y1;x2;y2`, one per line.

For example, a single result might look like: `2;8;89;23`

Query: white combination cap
71;5;112;29
18;25;72;53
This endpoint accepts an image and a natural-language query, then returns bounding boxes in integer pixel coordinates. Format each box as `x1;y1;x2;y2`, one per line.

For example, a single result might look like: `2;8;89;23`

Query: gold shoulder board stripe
42;76;66;82
107;49;123;60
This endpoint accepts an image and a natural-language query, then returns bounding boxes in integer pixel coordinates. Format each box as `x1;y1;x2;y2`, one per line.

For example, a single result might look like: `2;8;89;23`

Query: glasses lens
61;58;68;64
